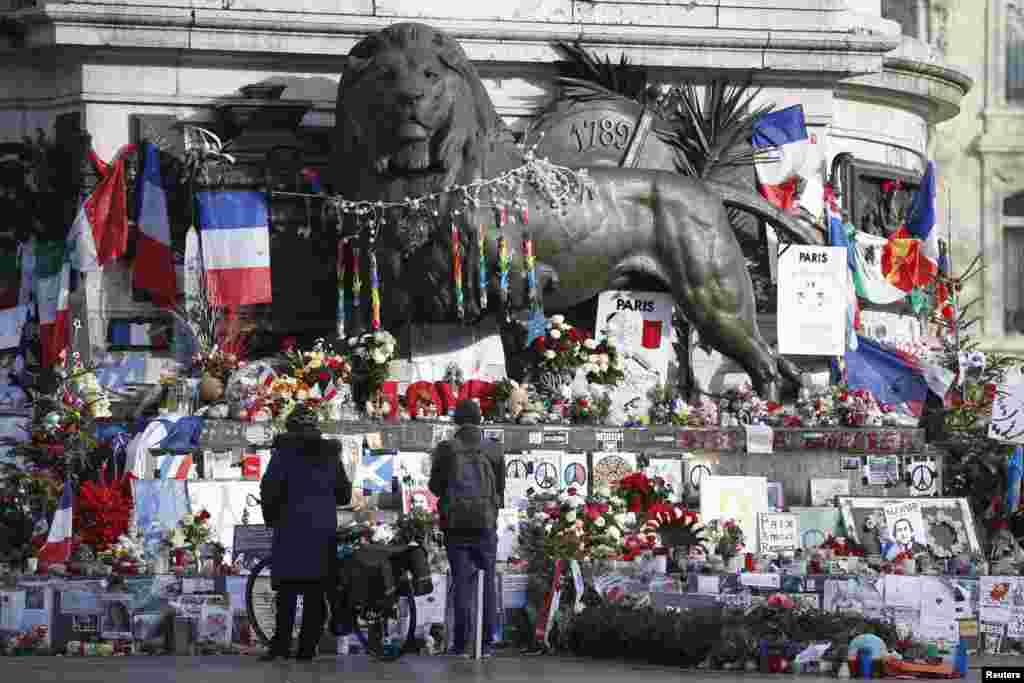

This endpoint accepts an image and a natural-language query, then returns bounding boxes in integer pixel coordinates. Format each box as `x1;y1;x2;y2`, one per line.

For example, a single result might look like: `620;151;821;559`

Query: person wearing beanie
429;399;505;658
259;404;351;661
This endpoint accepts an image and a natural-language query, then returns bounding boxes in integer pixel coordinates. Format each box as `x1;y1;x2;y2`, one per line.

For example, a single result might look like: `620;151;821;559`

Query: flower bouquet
642;502;707;553
580;336;625;387
612;472;672;516
704;518;745;562
166;510;213;572
284;338;352;398
536;487;628;562
192;346;244;382
76;475;133;554
344;331;398;412
531;315;585;375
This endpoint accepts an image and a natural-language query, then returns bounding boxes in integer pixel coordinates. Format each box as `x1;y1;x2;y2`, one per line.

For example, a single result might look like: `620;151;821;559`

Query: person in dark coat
428;399;505;657
259;404;351;661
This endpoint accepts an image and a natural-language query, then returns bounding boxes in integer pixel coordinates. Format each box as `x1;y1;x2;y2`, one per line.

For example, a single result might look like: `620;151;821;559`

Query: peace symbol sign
803;529;826;549
535;462;558;489
911;464;935;492
689;464;711;490
506;459;528;479
564;463;587;487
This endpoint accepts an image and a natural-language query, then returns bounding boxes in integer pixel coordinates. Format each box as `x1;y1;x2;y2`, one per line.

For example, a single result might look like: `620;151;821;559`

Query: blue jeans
446;531;498;653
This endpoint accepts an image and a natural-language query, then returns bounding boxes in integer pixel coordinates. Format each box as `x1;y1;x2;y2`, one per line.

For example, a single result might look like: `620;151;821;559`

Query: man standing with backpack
429;399;505;658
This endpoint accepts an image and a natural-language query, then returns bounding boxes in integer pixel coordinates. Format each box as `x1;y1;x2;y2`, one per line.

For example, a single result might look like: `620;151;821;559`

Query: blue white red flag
37;481;74;566
196;191;272;307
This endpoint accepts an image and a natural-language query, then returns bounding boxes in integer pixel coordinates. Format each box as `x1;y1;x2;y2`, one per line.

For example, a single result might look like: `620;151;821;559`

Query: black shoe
260;651;290;662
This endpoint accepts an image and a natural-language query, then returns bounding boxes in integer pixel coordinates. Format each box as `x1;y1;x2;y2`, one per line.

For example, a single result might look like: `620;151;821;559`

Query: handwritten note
758;512;798;554
990;384;1024;443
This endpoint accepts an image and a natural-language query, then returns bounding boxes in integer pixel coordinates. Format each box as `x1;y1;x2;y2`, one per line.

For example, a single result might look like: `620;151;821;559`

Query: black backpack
442;444;498;532
338;545;397;610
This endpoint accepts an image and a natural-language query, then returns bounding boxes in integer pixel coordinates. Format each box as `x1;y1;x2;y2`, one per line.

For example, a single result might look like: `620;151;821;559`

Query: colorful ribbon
369;249;381;330
497;209;510;317
478;222;488;311
452;223;464;320
351;247;362;309
523;236;537;309
337;240;348;338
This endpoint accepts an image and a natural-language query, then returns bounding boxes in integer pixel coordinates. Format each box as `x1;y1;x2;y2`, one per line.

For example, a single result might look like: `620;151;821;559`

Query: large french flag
133;143;178;308
35;241;71;368
37;481;74;566
846;335;954;417
68;145;136;272
196;191;272;307
752;105;810;212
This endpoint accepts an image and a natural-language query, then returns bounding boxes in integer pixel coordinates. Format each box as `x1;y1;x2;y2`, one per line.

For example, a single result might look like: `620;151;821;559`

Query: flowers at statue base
344;331;398;410
620;529;659;562
819;534;866;558
532;315;587;373
192;345;244;381
612;471;673;515
76;474;133;553
719;382;772;424
97;526;146;573
704;518;745;559
646;385;722;427
4;625;49;655
532;487;629;562
285;338;352;390
579;336;625;387
166;510;213;562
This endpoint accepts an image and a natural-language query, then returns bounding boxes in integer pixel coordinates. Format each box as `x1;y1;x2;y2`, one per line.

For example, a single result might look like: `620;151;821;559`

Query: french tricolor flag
37;481;74;566
133;143;178;308
196;191;272;307
752;105;810;212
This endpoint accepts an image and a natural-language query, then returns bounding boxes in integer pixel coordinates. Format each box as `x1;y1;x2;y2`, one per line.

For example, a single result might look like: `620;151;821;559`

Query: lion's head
333;23;510;202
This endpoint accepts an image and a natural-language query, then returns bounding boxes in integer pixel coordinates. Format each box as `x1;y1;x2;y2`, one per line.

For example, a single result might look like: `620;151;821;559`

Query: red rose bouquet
612;472;672;515
76;475;133;553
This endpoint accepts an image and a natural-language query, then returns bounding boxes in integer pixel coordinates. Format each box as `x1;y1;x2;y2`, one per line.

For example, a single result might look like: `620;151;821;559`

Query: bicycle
244;516;422;661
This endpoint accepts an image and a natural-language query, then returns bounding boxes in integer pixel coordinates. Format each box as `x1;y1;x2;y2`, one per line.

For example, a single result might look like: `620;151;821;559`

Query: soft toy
508;382;531;421
406;382;441;419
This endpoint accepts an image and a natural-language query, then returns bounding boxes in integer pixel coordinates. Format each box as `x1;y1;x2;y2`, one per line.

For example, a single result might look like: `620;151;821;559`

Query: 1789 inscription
570;118;633;153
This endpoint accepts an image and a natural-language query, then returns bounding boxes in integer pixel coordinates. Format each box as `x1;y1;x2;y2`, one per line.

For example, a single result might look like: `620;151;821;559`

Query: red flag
641;319;663;349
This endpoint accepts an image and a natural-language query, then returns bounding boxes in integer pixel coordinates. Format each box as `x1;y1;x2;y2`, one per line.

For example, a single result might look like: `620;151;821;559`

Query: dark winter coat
428;425;505;544
260;432;351;585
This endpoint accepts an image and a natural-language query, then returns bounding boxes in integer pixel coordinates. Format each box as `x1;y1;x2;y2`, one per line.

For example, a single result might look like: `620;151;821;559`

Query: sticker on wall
906;455;938;497
531;451;562;492
504;452;536;509
561;452;589;491
592;452;637;491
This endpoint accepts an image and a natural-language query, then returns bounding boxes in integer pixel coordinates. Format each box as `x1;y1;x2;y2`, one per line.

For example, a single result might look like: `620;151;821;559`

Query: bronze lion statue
332;22;800;399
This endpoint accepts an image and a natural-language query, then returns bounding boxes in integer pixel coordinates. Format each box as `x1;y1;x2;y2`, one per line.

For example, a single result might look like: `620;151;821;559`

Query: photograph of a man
892;518;928;555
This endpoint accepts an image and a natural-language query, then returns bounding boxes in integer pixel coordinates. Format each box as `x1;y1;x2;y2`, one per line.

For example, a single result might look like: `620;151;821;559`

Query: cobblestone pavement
0;655;1002;683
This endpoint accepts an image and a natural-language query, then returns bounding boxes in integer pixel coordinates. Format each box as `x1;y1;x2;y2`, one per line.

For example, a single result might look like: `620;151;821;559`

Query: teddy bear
508;382;531;421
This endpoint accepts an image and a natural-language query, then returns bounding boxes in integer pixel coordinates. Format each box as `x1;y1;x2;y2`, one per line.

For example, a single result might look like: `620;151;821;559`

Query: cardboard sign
776;245;848;356
758;512;799;554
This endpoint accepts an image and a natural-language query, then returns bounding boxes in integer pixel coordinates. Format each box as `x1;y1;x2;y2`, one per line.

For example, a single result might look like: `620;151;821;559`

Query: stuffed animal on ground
508;382;531;421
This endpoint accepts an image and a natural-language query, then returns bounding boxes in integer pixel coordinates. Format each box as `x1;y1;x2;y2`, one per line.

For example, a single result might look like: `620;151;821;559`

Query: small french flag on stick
196;191;272;307
37;482;74;567
752;105;810;213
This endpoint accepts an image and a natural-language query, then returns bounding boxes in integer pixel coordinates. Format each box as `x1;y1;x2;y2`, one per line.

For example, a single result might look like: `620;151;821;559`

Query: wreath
923;510;968;559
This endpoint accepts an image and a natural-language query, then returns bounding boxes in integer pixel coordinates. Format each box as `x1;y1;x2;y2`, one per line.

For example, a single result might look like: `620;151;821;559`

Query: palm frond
552;41;650;104
663;81;777;180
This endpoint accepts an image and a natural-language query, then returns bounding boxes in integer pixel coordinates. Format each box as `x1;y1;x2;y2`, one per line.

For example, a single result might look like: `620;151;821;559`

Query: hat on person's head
286;403;320;433
453;399;482;426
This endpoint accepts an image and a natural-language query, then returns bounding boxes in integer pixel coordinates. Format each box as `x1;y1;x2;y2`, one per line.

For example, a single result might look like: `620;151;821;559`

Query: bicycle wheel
245;557;332;648
350;590;417;662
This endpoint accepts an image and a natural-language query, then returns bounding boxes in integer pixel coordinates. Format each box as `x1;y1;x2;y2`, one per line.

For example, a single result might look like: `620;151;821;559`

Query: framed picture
837;497;981;557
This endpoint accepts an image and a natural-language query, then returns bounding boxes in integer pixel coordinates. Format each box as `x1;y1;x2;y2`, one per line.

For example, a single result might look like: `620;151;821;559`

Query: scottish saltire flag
37;481;74;566
360;448;396;494
34;241;70;368
825;186;859;351
133;143;177;308
752;105;810;212
68;145;135;272
882;162;939;292
850;231;907;305
196;191;272;307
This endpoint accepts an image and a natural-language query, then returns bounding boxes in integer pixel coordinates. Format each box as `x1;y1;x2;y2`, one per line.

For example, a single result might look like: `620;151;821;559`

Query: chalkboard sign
233;525;273;570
